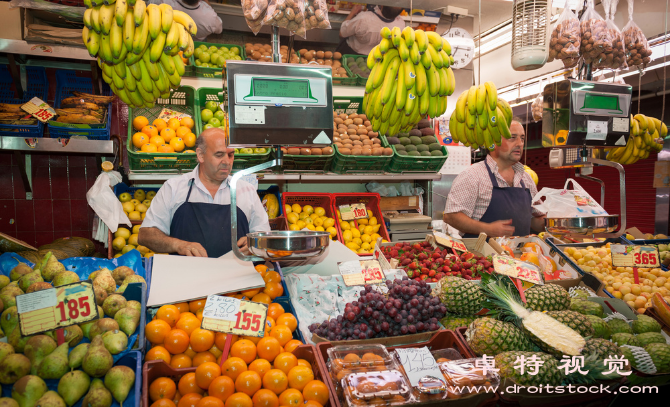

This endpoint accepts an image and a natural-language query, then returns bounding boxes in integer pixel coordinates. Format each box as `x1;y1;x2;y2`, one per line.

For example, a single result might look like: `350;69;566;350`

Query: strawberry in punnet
421;267;429;275
428;270;436;277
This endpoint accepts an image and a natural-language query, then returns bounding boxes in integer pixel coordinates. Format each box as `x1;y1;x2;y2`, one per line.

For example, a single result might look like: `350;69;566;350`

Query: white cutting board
147;254;266;307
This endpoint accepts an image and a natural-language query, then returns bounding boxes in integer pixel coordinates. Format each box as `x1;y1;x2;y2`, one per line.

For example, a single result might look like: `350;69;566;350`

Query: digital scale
226;61;333;148
383;212;433;241
541;79;631;237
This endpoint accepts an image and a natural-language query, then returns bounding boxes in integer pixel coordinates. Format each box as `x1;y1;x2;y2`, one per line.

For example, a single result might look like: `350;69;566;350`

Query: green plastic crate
280;148;335;173
184;54;195;77
381;135;449;173
331;144;391;174
195;87;273;172
342;54;370;87
193;42;245;78
126;86;199;171
333;96;364;115
299;56;358;86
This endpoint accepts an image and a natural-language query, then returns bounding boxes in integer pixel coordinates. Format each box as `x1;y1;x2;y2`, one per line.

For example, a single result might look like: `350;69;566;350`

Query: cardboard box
0;3;23;40
379;196;420;211
654;161;670;188
24;8;85;47
498;236;581;279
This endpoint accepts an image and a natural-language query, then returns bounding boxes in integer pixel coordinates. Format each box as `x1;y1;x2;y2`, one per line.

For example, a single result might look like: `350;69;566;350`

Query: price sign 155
201;298;268;338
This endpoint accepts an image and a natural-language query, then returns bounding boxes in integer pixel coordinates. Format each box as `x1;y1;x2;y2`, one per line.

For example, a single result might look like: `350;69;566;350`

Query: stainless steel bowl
545;215;620;237
247;231;331;260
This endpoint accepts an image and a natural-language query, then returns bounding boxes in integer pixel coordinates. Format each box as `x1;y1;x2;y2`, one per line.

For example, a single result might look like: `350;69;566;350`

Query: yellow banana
115;0;127;26
403;60;416;90
142;50;160;80
634;114;648;132
123;11;134;52
112;41;128;64
149;30;167;62
426;31;443;51
379;119;390;137
439;49;450;68
415;29;428;53
100;4;115;35
477;109;488;130
134;0;146;26
372;49;398;89
99;33;113;62
158;3;173;33
465;110;475;129
437;67;448;96
84;9;93;30
147;4;161;40
137;60;154;93
467;86;477;116
428;94;439;118
464;125;476;145
113;60;126;79
449;115;461;143
373;45;382;62
82;27;90;49
391;26;402;48
132;15;149;54
446;67;455;96
420;49;432;69
91;7;102;33
380;27;392;39
111;66;124;90
165;22;179;51
455;91;467;123
497;108;512;139
419;89;430;115
100;59;113;78
367;47;378;69
483;127;495;150
381;57;401;105
442;39;452;55
110;19;123;59
409;43;420;65
497;98;513;126
426;64;439;97
381;84;397;122
476;84;486;115
488;118;501;145
396;63;407;111
373;87;384;119
402;26;415;48
398;40;409;62
86;30;100;57
177;23;189;51
426;45;442;69
414;61;426;96
485;82;497;112
155;63;169;93
474;124;485;146
404;89;417;116
379;38;392;54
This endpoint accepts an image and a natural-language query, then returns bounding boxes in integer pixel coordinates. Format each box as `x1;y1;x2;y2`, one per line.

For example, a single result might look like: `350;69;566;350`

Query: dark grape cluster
308;277;447;341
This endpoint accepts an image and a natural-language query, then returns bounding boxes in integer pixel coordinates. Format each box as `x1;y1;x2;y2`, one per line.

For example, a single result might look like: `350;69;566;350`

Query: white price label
395;347;443;387
235;105;265;124
21;97;56;123
201;295;241;322
586;121;608;140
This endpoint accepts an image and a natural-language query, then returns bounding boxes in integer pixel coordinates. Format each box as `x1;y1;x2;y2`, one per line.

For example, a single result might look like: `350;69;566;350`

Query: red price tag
201;295;268;338
610;245;660;268
16;281;99;336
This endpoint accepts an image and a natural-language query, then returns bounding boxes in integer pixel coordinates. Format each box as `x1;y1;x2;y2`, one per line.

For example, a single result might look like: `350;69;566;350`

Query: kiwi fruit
408;151;421;157
420;151;432;157
409;136;423;145
416;145;430;152
431;150;444;156
399;137;411;146
405;145;418;152
422;136;437;144
429;143;442;151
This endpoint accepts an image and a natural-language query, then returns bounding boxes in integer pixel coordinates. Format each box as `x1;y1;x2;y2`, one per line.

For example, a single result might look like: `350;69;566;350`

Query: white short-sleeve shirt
339;7;406;55
140;165;270;236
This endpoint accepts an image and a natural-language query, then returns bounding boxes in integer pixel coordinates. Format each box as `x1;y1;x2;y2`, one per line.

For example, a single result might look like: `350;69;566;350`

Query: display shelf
128;171;440;181
179;76;364;97
0;39;94;61
0;136;114;154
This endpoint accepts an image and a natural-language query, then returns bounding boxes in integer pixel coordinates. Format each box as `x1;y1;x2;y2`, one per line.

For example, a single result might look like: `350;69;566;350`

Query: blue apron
170;179;250;257
462;161;532;238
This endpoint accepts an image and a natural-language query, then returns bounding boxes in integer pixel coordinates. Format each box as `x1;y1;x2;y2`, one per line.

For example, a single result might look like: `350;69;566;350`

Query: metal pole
272;26;281;63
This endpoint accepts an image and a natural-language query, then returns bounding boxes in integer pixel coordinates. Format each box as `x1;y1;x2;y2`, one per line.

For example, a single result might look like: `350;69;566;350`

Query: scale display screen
253;78;309;98
582;93;621;112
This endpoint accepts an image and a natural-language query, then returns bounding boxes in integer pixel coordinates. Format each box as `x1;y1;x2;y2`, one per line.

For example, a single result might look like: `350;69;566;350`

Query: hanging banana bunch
605;114;667;165
363;27;456;137
82;0;197;108
447;83;514;151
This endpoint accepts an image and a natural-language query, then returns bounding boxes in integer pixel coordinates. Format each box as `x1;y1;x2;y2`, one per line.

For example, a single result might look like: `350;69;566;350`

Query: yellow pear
128;234;139;246
121;202;135;213
128;211;141;221
118;192;131;203
130;199;140;207
114;228;130;240
135;204;148;213
112;237;126;251
142;200;151;208
133;189;145;201
146;191;156;200
132;225;141;234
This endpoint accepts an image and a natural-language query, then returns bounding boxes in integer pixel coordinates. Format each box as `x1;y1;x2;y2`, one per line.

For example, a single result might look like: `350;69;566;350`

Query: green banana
113;60;126;78
142;50;160;81
371;49;398;89
379;119;390;136
428;94;439;118
455;91;467;123
485;82;497;111
419;90;430;115
483;128;495;151
426;64;439;97
150;30;167;62
172;54;185;76
111;67;124;90
100;61;113;79
380;57;401;105
159;52;176;75
155;63;169;93
477;109;488;130
437;67;448;96
420;49;432;69
488;118;501;145
99;33;113;62
396;63;407;111
474;124;485;146
497;108;512;139
124;11;134;52
446;67;455;96
404;90;417;116
465;110;475;129
382;83;397;122
365;64;378;93
127;88;144;107
124;64;137;91
476;84;486;115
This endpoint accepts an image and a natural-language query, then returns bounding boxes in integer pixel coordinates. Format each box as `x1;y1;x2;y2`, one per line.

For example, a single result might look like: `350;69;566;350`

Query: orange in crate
269;325;292;346
278;389;303;407
256;337;281;362
251;293;271;305
178;393;202;407
273;352;297;375
302;380;329;406
196;362;222;390
284;340;302;354
196;396;223;407
170;353;193;369
147;319;172;344
249;359;272;380
221;357;248;381
215;332;238;349
235;371;262;396
276;314;297;332
263;283;283;300
193;351;216;367
190;329;215;352
251;389;279;407
208;375;235;402
150;377;177;402
262;369;288;395
287;366;313;391
267;304;284;321
179;372;204;395
151;399;176;407
190;298;207;313
231;339;257;364
164;329;190;355
147;346;172;364
156;305;181;327
177;315;201;336
224;393;252;407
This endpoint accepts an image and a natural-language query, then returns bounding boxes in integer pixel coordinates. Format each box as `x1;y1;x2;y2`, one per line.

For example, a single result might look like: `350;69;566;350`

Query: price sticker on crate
157;108;191;121
492;254;544;285
338;260;385;286
200;294;268;338
339;203;368;221
21;97;56;123
432;232;467;252
610;244;660;268
395;347;444;387
16;281;99;336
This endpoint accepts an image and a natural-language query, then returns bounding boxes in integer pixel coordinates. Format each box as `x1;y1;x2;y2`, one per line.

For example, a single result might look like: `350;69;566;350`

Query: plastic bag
532;178;609;218
595;0;627;70
531;79;544;122
243;0;269;35
86;170;131;234
304;0;331;31
622;0;652;68
580;0;611;66
548;0;581;68
263;0;307;38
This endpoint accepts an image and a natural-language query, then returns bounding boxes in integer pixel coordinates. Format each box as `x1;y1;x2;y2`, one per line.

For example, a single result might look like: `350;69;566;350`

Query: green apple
240;148;253;154
217;60;225;68
220;46;229;53
208;117;221;127
199;52;211;63
119;192;132;202
194;60;202;66
201;108;214;122
231;47;240;55
254;148;267;154
214;110;226;122
208;46;218;53
198;44;208;51
204;124;214;130
210;54;220;65
194;48;203;60
205;101;218;112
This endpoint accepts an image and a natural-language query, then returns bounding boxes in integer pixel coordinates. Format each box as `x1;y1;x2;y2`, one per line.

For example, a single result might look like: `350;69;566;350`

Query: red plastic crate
315;330;497;407
332;193;390;256
281;193;338;238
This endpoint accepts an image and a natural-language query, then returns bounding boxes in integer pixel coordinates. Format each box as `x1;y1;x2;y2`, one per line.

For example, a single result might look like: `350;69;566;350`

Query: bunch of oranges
132;115;197;154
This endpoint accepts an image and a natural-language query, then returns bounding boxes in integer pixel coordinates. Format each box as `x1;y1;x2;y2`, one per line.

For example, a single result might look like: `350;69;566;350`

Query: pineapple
485;280;585;356
437;276;485;315
440;314;480;331
495;351;564;387
525;284;571;311
607;319;633;335
586;315;611;339
636;332;667;347
570;299;605;317
645;343;670;373
571;289;590;300
582;338;624;360
611;333;639;347
465;317;536;356
546;310;595;338
632;315;662;334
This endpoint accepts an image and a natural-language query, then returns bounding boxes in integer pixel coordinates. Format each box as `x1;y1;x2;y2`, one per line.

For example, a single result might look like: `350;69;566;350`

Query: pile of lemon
284;204;338;240
112;225;155;258
336;209;386;254
118;188;155;221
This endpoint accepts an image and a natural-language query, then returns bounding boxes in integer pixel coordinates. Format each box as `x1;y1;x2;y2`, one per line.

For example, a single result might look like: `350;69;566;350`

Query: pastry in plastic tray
343;370;411;406
328;344;394;370
440;358;501;397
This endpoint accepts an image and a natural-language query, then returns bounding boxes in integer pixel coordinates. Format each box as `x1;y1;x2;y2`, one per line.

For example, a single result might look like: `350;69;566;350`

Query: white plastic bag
86;170;131;234
532;178;608;218
531;79;544;122
548;0;581;68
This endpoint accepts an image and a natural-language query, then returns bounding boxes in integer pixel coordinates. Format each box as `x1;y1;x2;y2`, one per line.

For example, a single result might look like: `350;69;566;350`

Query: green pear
68;343;89;371
46;325;83;348
9;263;33;282
125;301;142;313
57;370;90;407
82;336;113;378
103;365;135;405
17;271;43;293
42;255;66;282
82;378;113;407
94;285;108;306
102;330;128;355
0;397;18;407
92;269;116;294
0;342;14;363
115;275;146;294
111;266;135;286
8;327;31;353
24;335;57;375
0;275;9;290
0;286;23;310
102;294;127;318
52;271;80;287
89;318;119;340
1;306;18;336
26;282;53;293
80;306;104;339
0;353;30;384
36;342;69;380
34;252;52;272
12;375;47;407
114;308;140;336
34;391;66;407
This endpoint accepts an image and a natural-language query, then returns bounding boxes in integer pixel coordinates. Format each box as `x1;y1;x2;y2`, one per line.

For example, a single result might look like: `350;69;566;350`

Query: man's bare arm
139;227;208;257
444;212;515;238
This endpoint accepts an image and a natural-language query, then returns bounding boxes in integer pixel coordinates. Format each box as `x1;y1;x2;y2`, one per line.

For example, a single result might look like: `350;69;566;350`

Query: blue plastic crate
113;182;161;199
48;70;112;140
258;185;283;217
0;65;47;137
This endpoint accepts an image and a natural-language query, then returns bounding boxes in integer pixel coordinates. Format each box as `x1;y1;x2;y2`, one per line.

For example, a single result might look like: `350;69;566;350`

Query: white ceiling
362;0;514;15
